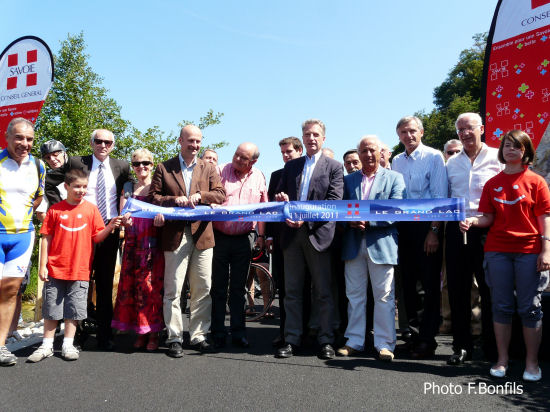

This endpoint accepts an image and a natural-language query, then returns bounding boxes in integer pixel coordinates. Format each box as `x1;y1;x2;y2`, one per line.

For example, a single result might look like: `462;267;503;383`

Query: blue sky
1;1;498;178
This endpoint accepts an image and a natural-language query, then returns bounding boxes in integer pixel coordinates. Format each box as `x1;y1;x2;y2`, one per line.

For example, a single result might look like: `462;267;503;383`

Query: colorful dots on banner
494;128;504;139
517;43;524;49
519;83;529;93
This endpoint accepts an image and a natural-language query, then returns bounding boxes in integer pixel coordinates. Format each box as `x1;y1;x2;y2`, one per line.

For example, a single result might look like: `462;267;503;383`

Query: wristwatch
430;226;439;234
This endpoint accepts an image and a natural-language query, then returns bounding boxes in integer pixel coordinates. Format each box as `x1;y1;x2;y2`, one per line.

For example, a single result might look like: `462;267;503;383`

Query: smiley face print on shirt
59;212;88;232
493;184;527;205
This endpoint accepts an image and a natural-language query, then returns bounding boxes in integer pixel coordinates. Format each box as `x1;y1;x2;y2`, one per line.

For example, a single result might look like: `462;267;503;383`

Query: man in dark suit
338;135;406;361
274;119;344;360
45;129;130;349
150;124;225;358
266;137;303;346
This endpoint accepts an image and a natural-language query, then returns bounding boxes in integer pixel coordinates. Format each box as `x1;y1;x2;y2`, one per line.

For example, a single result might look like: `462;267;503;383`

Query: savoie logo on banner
482;0;550;149
0;36;54;147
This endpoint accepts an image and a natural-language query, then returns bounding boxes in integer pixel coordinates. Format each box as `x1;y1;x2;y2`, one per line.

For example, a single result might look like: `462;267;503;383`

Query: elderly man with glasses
445;112;502;365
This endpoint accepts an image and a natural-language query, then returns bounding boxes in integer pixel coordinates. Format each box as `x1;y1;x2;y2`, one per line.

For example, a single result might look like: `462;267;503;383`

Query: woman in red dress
112;148;165;351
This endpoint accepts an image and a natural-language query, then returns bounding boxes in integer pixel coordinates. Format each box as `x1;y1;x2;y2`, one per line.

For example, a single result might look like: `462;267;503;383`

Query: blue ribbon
121;197;465;222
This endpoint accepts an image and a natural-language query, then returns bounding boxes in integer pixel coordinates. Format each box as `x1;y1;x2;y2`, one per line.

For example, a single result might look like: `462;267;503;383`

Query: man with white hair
337;135;405;361
443;139;463;161
45;129;130;350
379;143;392;169
445;112;501;364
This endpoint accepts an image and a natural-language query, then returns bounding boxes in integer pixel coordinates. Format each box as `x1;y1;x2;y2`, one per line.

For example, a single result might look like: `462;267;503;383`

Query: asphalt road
1;304;548;411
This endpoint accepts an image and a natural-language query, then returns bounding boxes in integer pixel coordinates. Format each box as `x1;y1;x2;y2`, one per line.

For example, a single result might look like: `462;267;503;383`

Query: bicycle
245;251;276;322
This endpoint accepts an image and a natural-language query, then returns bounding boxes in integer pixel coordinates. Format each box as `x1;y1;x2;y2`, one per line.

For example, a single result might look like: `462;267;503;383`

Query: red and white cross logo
6;49;38;90
346;203;360;216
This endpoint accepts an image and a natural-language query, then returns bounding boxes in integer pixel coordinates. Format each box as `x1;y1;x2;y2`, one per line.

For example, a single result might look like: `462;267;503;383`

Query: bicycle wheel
245;262;275;322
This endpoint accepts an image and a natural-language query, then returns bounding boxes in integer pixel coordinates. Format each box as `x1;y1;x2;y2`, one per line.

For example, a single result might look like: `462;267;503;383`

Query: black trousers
397;221;442;348
445;221;496;355
211;231;252;339
93;229;120;342
271;238;286;339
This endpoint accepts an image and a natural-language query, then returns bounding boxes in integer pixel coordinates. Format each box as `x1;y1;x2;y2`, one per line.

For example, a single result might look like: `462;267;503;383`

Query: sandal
245;305;255;316
133;334;148;349
146;333;159;351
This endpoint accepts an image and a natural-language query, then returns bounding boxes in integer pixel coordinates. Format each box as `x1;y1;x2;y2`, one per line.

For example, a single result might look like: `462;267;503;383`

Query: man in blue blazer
274;119;344;360
338;135;406;361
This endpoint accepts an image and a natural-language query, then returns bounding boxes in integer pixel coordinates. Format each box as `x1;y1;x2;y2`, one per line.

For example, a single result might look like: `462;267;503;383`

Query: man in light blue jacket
337;135;406;361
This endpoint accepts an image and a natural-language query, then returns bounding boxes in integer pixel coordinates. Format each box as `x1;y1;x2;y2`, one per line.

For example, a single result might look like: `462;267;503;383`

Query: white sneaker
0;345;17;366
61;345;79;361
27;345;54;363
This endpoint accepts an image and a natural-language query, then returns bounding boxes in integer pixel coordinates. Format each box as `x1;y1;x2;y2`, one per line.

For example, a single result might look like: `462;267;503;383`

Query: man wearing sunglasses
45;129;130;350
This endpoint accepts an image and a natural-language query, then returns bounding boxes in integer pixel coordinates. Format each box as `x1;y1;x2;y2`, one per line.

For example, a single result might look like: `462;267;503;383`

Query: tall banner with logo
0;36;54;147
482;0;550;149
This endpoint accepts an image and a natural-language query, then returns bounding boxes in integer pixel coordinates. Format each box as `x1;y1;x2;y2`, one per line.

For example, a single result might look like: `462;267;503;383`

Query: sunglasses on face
132;161;152;167
446;150;461;156
94;138;113;147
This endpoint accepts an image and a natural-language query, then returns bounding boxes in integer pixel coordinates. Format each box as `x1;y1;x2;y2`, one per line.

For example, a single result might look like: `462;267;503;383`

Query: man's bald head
178;124;203;162
232;142;259;177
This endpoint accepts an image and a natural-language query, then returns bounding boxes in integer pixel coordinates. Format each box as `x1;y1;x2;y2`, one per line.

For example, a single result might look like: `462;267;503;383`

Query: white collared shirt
179;154;197;195
446;143;503;217
392;142;448;199
299;151;323;201
86;156;117;219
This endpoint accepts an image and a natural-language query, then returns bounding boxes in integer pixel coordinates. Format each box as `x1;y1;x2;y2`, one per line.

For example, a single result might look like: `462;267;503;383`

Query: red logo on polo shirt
532;0;550;8
6;49;38;90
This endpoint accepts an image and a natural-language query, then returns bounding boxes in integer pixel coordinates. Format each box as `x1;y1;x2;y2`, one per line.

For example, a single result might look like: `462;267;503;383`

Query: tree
35;32;227;163
34;32;130;156
392;33;487;156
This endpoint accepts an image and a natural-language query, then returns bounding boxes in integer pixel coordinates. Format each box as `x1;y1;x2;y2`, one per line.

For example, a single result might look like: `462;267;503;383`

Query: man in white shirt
445;113;501;365
392;116;447;359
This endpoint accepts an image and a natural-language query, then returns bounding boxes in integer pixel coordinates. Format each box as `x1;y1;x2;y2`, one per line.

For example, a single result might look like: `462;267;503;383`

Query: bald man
210;143;268;349
150;125;226;358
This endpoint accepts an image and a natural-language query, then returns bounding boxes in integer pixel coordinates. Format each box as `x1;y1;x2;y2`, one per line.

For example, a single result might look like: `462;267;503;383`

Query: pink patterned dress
112;195;165;334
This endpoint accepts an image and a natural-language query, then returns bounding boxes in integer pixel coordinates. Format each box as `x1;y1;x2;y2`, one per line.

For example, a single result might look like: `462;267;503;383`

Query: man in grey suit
274;119;344;360
45;129;130;349
337;135;406;361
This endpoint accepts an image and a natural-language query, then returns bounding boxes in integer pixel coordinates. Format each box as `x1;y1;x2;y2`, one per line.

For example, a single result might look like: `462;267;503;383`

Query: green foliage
34;32;227;164
392;33;487;157
34;32;130;157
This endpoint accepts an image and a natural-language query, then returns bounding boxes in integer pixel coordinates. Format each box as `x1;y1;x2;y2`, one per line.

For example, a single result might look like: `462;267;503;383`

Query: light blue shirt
179;153;197;195
299;151;323;201
392;142;447;199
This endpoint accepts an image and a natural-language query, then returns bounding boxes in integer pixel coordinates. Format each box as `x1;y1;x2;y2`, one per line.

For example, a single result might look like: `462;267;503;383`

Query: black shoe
318;344;335;360
400;330;413;342
395;341;414;354
276;343;295;358
410;342;435;360
213;337;226;349
231;337;250;348
167;342;184;358
97;339;115;351
191;340;216;354
447;349;471;365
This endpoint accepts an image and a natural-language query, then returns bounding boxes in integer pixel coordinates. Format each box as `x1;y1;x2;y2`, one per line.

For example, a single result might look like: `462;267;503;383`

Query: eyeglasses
446;150;461;156
131;161;152;167
456;125;481;135
94;138;113;147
